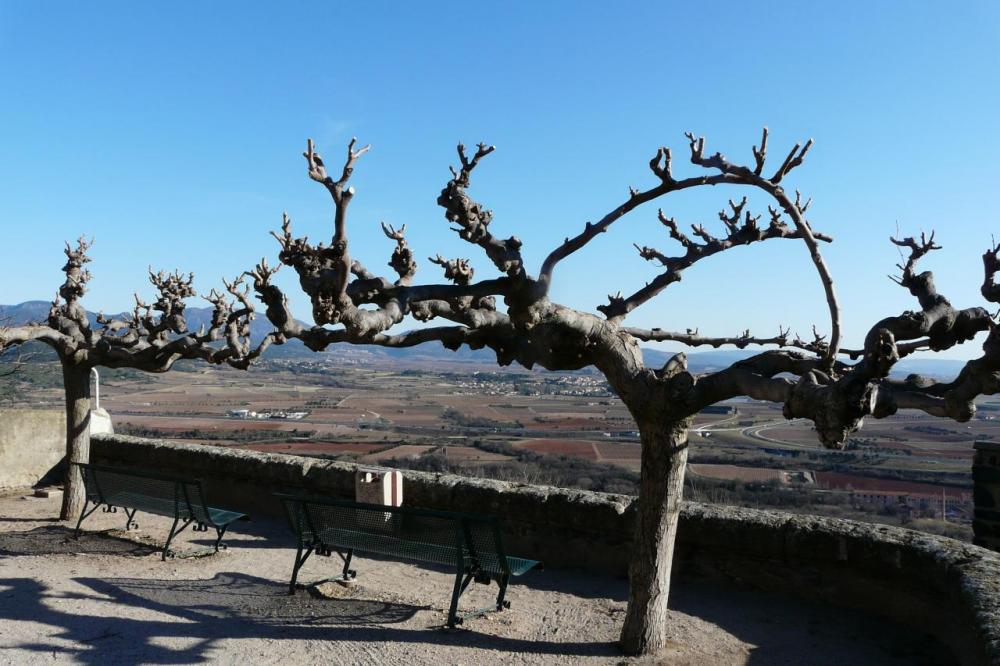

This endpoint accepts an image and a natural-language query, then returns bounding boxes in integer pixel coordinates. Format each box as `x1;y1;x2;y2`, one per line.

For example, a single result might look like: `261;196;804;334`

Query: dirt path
0;490;954;665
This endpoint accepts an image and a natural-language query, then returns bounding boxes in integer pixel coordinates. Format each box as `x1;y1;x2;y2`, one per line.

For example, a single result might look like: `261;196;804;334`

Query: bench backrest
75;463;212;524
277;494;511;577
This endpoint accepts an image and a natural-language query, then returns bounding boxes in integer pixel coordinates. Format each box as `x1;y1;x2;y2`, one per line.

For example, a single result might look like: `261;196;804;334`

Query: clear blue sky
1;2;998;359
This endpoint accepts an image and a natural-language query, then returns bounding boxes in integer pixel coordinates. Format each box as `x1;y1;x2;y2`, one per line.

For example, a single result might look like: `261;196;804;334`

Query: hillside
0;300;970;378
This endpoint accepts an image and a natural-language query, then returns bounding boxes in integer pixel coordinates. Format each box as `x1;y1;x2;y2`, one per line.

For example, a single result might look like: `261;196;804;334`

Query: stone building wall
0;409;65;489
0;408;113;490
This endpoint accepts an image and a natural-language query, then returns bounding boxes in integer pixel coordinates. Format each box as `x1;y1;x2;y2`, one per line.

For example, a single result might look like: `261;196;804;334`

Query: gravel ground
0;490;955;665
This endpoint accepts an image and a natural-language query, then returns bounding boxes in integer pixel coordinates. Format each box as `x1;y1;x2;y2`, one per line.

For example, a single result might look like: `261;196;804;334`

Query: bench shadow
77;571;423;628
256;533;627;604
1;572;619;664
0;525;158;557
179;515;291;551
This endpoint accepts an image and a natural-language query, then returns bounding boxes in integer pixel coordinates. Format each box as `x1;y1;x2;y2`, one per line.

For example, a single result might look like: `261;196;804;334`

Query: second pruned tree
0;239;269;521
244;130;1000;655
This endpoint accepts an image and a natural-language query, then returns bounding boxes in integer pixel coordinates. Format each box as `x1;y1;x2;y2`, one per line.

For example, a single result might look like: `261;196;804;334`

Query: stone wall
0;407;113;491
974;440;1000;551
91;434;1000;666
0;409;65;489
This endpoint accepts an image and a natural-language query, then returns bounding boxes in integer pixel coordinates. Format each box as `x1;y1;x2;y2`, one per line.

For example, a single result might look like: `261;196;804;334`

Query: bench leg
289;541;314;595
73;500;100;539
447;568;464;628
213;525;229;553
339;549;356;580
447;570;476;628
495;574;511;611
162;516;193;561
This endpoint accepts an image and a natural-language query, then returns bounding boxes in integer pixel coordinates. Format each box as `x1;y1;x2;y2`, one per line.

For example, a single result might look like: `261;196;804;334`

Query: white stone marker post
355;468;403;531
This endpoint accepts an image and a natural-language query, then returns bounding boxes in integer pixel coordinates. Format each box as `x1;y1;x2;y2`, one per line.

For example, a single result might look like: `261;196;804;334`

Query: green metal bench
276;493;541;627
73;462;245;560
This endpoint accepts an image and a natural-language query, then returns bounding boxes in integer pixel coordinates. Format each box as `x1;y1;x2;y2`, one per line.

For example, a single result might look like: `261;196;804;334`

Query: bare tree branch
624;325;863;358
889;231;941;292
680;131;840;364
598;201;832;319
534;130;842;368
0;316;41;377
537;150;732;289
982;239;1000;303
752;126;768;176
301;137;370;314
436;143;524;277
429;254;475;285
381;222;417;285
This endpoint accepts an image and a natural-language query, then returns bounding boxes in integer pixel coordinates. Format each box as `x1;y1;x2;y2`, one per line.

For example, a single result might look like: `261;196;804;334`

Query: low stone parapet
91;433;1000;665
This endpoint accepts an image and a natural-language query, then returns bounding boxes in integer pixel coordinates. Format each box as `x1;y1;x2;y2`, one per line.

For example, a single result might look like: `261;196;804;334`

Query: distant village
227;409;309;420
451;372;612;397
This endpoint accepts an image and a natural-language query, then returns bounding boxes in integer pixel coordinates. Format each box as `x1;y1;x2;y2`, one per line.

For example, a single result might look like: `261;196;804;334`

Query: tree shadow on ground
1;572;619;664
0;519;259;560
0;525;157;557
667;578;958;666
0;516;60;523
515;565;626;602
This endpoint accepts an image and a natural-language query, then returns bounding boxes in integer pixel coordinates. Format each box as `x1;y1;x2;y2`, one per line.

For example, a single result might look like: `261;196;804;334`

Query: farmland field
516;439;601;459
4;352;992;541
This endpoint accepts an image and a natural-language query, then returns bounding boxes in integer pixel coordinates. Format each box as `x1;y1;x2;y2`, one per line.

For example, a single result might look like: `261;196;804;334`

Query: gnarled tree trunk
60;362;91;521
619;418;691;655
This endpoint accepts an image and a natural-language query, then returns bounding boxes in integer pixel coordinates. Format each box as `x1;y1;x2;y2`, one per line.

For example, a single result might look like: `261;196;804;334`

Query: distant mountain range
0;301;52;324
0;301;971;378
0;300;285;342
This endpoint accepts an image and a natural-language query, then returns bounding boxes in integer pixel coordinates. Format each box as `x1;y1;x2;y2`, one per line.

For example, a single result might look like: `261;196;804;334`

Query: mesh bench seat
277;493;542;627
73;463;246;560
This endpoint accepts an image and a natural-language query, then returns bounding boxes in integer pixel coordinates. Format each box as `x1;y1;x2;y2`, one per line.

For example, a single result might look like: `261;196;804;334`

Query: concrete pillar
973;441;1000;551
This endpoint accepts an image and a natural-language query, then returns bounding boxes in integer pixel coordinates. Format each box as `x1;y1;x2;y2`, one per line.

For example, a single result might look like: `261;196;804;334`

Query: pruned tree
240;130;1000;653
0;239;268;520
25;126;973;654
